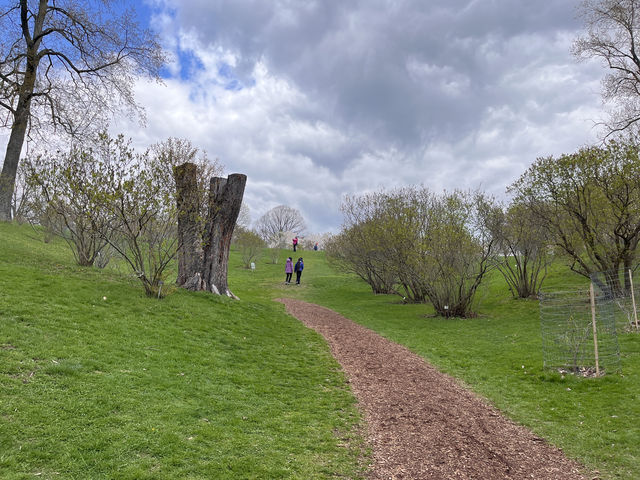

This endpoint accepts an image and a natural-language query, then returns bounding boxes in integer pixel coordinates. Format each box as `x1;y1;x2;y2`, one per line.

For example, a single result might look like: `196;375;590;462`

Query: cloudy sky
10;0;611;233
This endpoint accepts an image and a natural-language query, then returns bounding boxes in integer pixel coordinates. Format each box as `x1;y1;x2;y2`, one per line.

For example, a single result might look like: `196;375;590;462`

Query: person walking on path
294;257;304;284
292;236;298;252
285;257;293;284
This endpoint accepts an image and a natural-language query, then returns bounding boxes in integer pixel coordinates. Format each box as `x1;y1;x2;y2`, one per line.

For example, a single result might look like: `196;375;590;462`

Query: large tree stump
173;163;247;298
174;163;204;288
202;174;246;297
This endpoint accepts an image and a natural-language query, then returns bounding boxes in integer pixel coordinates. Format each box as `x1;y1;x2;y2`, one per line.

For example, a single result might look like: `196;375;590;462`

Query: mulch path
277;298;590;480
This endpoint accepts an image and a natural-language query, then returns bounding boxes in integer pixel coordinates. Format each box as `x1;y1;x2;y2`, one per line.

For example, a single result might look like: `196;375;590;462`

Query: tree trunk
173;162;246;298
0;94;32;221
202;174;247;298
0;132;22;221
0;2;45;221
173;162;204;290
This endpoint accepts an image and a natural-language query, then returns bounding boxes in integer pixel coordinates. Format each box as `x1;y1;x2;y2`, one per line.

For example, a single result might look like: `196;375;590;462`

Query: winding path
277;298;588;480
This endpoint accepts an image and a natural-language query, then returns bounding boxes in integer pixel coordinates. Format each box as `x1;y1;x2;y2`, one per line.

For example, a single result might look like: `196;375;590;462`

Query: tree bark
173;162;204;289
173;162;246;298
0;118;28;221
0;1;47;220
0;58;40;221
202;174;247;298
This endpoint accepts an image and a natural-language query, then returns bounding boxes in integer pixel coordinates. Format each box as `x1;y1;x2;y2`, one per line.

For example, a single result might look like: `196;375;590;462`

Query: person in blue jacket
294;257;304;284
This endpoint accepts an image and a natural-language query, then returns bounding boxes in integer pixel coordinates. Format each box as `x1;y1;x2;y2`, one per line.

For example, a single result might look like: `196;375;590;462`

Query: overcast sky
6;0;610;234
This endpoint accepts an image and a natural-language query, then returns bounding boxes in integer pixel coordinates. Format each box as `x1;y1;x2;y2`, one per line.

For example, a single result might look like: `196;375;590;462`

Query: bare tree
0;0;166;220
255;205;306;246
236;202;251;230
573;0;640;134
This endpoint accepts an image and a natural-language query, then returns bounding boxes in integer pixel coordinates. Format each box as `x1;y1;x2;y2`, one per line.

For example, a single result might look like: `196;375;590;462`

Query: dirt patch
277;298;589;480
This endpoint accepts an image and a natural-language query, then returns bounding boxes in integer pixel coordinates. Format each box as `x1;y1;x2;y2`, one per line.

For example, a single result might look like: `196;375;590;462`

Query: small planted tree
236;229;265;268
553;314;593;373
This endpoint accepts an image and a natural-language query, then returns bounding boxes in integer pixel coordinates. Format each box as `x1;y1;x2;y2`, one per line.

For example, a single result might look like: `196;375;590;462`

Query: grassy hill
0;224;365;479
300;255;640;480
1;222;640;479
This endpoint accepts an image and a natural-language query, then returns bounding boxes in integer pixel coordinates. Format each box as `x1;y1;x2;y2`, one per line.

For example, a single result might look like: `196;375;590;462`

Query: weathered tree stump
173;163;247;298
174;163;204;287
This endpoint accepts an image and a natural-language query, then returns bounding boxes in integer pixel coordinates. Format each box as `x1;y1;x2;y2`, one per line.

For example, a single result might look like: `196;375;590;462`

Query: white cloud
2;0;610;234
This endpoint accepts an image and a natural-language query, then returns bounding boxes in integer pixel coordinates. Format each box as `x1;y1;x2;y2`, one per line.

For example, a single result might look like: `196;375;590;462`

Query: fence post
589;282;600;376
629;269;639;331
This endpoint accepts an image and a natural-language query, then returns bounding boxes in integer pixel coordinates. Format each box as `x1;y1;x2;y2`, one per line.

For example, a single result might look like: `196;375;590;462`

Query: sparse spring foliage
25;133;186;297
330;187;496;317
510;138;640;292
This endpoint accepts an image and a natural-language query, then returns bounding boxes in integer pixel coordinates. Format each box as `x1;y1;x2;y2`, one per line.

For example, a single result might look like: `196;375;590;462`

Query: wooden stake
590;282;600;376
629;269;639;331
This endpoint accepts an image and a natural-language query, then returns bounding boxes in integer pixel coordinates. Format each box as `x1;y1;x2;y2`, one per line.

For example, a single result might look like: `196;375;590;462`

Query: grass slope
0;224;364;479
299;253;640;480
3;223;640;479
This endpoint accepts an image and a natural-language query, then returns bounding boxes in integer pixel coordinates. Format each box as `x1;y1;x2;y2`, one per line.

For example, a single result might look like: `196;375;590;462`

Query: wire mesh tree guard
539;284;620;377
590;267;640;333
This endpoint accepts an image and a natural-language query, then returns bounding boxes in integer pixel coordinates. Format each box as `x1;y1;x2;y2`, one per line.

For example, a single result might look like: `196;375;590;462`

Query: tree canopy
511;138;640;290
0;0;166;220
574;0;640;135
255;205;306;246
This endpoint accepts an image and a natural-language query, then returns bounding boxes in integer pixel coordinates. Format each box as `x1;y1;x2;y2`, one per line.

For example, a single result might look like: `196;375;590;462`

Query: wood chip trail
278;298;588;480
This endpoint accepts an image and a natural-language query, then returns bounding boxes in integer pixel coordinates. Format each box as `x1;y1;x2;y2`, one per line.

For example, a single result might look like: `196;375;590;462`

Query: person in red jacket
292;236;298;252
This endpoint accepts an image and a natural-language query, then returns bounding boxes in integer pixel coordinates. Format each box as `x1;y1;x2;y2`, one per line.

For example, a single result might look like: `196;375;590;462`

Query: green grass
0;224;365;479
215;246;640;479
3;223;640;479
298;256;640;480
